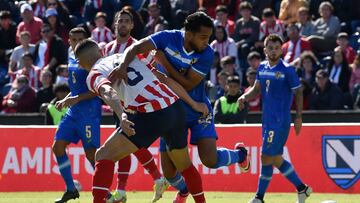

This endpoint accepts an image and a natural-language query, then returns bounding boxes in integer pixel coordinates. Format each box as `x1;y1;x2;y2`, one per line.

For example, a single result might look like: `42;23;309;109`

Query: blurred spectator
210;25;237;60
336;32;356;65
282;23;311;64
122;5;145;40
120;0;145;11
220;55;240;78
142;0;172;24
256;8;285;48
297;6;316;37
62;0;86;26
307;2;340;55
55;64;68;85
214;5;235;36
349;51;360;94
45;8;69;45
309;69;344;110
296;51;319;87
32;25;48;69
234;2;260;68
327;48;351;93
154;22;169;33
36;70;54;112
45;83;70;125
350;0;360;33
83;0;121;27
0;10;17;68
172;9;188;30
198;0;240;19
90;12;113;43
206;51;222;86
244;68;261;111
143;3;168;37
31;0;47;19
278;0;308;25
169;0;197;18
240;0;273;19
214;75;247;124
1;75;36;113
46;0;73;29
10;52;41;90
247;51;261;71
16;3;43;44
215;71;229;100
9;31;35;73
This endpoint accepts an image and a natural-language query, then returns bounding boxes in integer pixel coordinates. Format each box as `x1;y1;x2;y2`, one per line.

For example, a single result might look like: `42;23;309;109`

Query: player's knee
200;156;217;168
52;142;66;157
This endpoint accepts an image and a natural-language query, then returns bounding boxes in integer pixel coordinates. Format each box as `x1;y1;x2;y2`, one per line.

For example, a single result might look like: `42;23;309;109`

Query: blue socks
167;172;189;195
213;148;245;168
256;164;273;200
56;154;76;191
279;160;305;191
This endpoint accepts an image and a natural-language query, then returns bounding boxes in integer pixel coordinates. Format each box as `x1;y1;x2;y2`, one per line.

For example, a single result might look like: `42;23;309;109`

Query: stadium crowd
0;0;360;124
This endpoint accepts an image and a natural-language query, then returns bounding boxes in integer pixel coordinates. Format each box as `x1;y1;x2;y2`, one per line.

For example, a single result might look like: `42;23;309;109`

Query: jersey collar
181;31;194;55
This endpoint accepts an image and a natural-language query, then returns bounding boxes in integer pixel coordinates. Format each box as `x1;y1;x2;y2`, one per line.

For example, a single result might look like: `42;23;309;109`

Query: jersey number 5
127;67;143;86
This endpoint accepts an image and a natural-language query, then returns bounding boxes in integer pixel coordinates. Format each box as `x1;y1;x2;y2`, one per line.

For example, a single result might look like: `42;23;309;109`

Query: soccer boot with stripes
296;185;312;203
235;142;250;172
106;190;127;203
152;177;170;202
54;189;79;203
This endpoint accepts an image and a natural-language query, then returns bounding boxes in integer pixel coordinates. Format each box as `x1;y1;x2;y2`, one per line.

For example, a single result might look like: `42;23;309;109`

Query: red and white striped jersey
210;37;238;59
87;54;178;113
10;65;42;90
104;37;154;64
259;20;285;41
91;26;113;44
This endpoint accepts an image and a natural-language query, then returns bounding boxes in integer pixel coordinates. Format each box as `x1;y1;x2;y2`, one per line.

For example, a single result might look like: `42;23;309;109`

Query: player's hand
192;102;209;117
55;99;65;111
294;117;302;136
120;113;135;136
237;96;246;110
109;62;128;84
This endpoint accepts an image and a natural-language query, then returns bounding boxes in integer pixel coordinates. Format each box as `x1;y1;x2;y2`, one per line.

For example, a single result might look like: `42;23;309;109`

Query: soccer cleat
296;185;312;203
235;142;250;172
54;189;79;203
173;192;189;203
106;190;127;203
248;197;264;203
152;177;170;202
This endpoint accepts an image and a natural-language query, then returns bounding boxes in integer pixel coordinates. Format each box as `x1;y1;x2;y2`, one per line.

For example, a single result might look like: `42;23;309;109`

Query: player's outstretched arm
238;80;261;110
153;70;209;117
294;87;303;136
110;39;156;83
154;51;203;91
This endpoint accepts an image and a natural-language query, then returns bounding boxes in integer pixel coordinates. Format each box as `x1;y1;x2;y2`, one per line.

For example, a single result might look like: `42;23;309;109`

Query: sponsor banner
0;125;359;193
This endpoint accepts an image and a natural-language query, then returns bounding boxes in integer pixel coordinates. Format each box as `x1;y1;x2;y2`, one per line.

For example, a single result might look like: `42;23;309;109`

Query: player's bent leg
93;131;138;203
84;147;96;168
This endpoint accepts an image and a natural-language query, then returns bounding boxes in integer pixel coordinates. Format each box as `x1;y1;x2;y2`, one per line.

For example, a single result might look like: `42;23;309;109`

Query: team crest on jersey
190;58;198;65
275;71;282;79
322;135;360;189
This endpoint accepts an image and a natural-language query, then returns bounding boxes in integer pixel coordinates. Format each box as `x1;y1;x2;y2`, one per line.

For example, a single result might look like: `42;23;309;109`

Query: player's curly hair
264;34;283;47
184;11;214;33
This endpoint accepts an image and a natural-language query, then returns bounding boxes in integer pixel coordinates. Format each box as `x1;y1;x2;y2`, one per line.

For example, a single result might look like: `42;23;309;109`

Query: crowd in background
0;0;360;124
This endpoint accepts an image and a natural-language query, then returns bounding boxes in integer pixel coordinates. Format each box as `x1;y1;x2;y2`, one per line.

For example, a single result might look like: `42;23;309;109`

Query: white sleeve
86;70;111;95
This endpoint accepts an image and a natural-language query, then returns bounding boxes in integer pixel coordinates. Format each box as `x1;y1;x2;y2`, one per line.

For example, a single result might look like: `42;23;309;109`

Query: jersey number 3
127;67;143;86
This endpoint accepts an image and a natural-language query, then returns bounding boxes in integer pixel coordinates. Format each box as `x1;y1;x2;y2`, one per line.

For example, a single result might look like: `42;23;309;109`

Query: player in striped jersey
74;39;209;203
104;10;168;203
110;12;250;203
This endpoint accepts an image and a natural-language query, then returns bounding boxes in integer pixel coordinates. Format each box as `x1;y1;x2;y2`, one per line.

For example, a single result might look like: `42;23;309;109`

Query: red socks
117;155;131;190
181;164;206;203
134;148;162;180
92;160;115;203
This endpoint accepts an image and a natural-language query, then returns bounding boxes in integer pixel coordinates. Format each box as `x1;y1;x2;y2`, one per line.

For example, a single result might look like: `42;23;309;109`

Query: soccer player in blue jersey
52;27;102;203
110;11;250;202
238;34;312;203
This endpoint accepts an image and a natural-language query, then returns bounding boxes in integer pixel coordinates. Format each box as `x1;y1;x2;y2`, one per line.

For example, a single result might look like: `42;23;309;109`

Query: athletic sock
117;155;131;190
180;164;205;203
134;148;161;180
167;172;189;195
56;154;76;191
92;160;114;203
214;148;244;168
278;160;305;191
255;164;273;200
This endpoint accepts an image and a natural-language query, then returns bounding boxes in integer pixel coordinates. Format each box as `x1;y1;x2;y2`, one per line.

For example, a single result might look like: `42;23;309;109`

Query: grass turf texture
0;192;359;203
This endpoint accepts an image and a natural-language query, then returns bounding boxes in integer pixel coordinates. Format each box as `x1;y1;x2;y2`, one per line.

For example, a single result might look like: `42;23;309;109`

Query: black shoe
54;190;79;203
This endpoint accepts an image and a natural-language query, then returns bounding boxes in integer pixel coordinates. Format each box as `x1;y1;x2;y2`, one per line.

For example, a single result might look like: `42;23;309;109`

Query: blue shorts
261;125;290;156
54;114;101;149
159;112;217;152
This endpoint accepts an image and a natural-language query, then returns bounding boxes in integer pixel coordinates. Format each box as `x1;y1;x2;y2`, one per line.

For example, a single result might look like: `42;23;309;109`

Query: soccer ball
73;180;82;192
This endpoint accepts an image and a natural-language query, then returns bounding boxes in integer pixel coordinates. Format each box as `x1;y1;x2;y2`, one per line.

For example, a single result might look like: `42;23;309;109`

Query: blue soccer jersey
256;60;301;128
149;30;214;122
67;52;102;119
